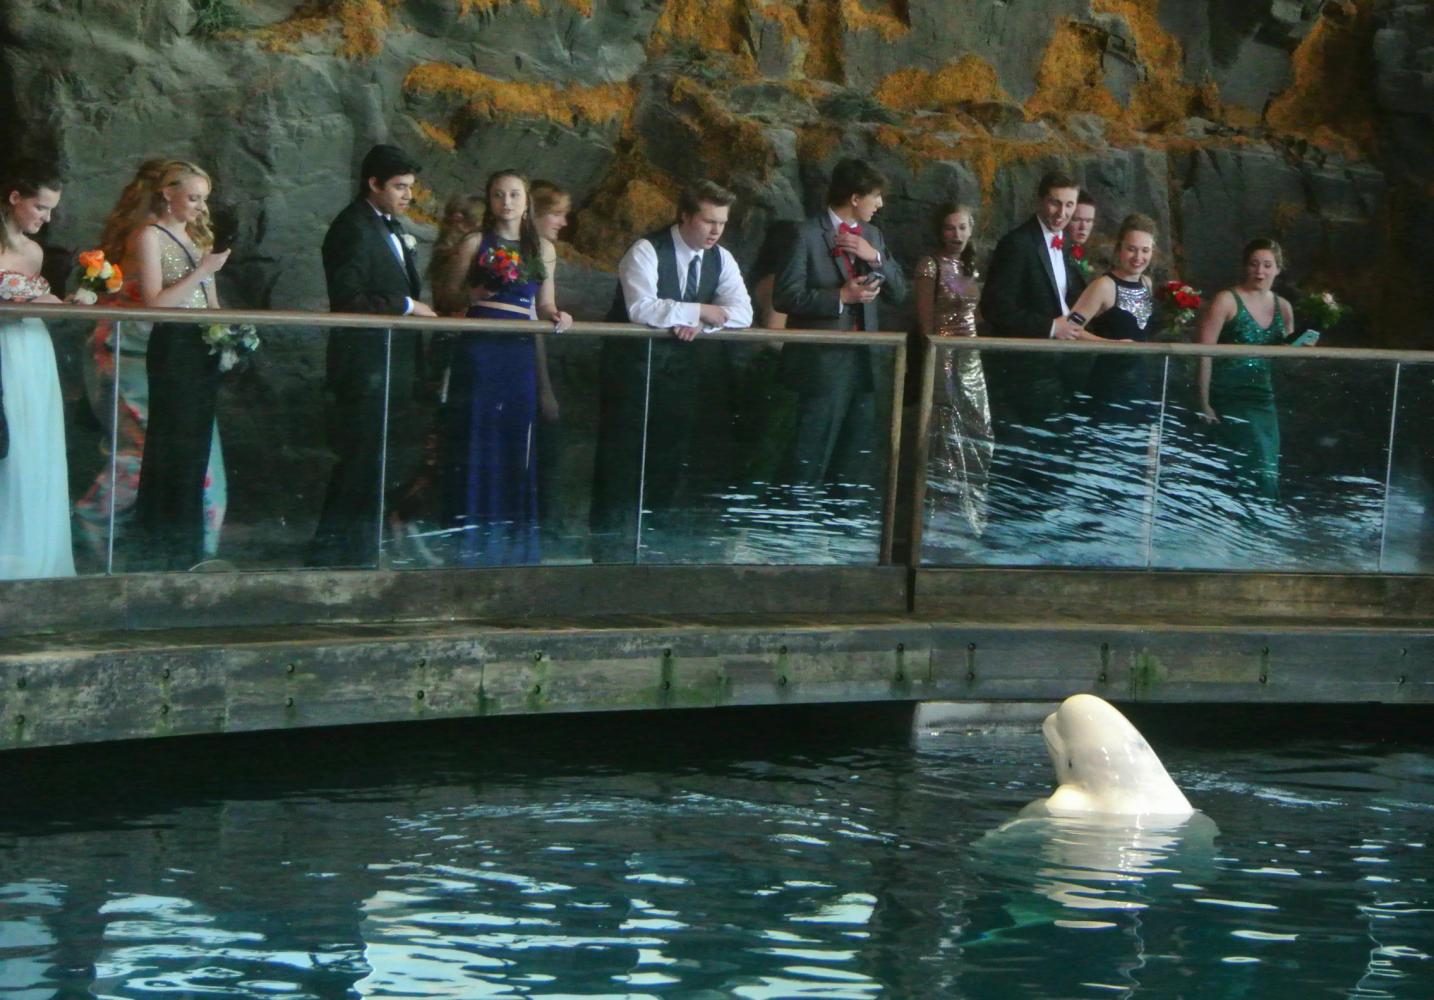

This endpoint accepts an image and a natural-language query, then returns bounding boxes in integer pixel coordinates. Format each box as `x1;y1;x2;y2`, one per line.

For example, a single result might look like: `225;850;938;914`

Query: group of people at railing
0;147;1311;580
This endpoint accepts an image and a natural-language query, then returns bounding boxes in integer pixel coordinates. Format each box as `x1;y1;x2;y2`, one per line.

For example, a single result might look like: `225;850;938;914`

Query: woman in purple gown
433;171;570;565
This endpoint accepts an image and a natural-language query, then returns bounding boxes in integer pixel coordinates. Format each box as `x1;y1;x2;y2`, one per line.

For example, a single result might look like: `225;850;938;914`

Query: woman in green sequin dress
1194;239;1295;500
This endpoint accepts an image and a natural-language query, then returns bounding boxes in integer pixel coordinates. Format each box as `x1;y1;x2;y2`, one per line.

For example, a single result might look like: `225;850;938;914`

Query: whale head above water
1029;694;1193;819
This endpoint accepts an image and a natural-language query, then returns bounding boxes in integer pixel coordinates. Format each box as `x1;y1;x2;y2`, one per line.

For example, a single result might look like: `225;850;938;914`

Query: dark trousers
309;329;425;568
134;322;220;570
589;337;730;562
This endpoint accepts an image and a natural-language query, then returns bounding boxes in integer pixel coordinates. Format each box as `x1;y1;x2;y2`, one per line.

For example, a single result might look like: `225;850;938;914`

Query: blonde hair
429;193;485;316
100;158;214;260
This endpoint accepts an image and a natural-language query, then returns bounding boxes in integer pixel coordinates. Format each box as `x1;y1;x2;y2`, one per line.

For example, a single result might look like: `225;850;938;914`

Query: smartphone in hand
1291;330;1321;347
858;272;884;287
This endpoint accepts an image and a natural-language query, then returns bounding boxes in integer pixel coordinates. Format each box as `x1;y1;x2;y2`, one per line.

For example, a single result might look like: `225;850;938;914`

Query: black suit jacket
979;216;1088;420
979;215;1084;339
321;198;423;397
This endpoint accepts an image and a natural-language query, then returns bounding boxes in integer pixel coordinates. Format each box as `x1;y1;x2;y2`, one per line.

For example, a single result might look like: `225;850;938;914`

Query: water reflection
0;711;1431;997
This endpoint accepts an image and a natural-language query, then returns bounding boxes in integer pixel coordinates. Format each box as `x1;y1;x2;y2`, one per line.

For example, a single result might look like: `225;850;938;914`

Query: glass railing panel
99;318;336;573
388;324;608;569
618;336;895;566
919;341;1400;574
920;341;1164;567
1150;351;1393;571
1;309;106;579
1376;361;1430;574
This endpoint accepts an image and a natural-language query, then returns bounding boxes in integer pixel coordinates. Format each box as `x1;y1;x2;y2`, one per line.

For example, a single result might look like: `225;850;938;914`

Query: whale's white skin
1026;693;1194;819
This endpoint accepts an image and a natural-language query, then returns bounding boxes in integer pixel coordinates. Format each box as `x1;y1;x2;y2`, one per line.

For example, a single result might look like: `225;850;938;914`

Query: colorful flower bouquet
71;249;124;304
1298;290;1346;333
473;245;540;290
204;323;261;373
1156;279;1203;333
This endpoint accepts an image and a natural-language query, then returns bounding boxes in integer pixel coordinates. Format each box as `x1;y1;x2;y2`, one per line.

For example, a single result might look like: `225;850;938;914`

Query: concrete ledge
0;565;910;638
914;568;1434;623
2;615;1430;752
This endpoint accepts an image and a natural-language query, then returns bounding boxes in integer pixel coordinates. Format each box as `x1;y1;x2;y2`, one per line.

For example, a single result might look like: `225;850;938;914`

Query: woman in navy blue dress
433;171;570;565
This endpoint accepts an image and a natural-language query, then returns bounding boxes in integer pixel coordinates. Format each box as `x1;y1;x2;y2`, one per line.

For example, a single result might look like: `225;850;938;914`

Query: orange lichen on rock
1024;20;1124;121
337;0;401;58
839;0;908;42
408;179;439;226
802;0;845;83
418;120;457;150
669;77;777;180
1265;0;1378;159
759;1;808;42
242;0;400;59
404;62;630;128
874;55;1010;112
570;166;679;268
1091;0;1203;128
457;0;541;16
649;0;757;75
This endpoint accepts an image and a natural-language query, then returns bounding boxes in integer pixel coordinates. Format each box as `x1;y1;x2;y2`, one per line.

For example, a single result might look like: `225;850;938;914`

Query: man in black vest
591;180;753;563
309;143;437;568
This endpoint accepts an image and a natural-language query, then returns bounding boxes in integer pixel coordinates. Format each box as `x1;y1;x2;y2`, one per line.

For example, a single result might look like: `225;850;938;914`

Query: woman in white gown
0;163;75;579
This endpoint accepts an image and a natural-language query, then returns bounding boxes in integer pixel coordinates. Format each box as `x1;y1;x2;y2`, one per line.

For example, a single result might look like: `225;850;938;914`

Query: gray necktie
683;253;700;303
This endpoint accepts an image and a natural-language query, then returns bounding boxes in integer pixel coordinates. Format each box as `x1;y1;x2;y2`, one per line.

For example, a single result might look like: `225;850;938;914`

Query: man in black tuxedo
979;170;1086;511
773;158;906;487
309;144;437;567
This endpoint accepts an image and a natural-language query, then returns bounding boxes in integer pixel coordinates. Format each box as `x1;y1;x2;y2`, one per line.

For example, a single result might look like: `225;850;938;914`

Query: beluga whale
1023;693;1194;820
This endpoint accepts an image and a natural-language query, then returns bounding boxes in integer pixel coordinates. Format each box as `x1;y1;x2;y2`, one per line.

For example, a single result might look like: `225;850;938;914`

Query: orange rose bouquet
71;249;124;304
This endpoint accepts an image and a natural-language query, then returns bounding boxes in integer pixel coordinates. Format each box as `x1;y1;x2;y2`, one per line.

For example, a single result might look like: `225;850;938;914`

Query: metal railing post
1378;361;1403;574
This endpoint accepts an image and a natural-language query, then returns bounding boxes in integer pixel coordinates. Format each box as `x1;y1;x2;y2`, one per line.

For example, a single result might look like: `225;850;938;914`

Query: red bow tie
1050;235;1064;250
839;222;861;235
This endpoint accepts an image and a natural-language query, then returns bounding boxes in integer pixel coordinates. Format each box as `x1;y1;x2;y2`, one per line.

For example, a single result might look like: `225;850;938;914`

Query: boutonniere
401;233;418;251
1070;243;1094;280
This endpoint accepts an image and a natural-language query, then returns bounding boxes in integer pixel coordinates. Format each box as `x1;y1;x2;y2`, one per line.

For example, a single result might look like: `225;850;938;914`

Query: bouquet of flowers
1156;279;1203;333
1070;242;1094;280
1298;290;1346;332
203;323;261;373
71;249;124;304
473;244;540;291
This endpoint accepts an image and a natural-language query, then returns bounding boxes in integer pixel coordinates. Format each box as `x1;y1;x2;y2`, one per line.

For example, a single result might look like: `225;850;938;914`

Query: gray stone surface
1;0;1427;564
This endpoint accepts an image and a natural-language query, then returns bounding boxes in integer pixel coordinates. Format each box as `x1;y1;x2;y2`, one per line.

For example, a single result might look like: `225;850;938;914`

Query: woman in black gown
130;160;231;570
1053;214;1162;533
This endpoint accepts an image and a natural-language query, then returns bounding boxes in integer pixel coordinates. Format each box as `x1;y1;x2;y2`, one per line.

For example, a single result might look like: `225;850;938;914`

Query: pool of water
1;706;1431;998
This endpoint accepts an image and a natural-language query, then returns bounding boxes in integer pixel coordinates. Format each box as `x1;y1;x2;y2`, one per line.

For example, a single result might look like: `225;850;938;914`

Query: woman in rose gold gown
914;203;993;537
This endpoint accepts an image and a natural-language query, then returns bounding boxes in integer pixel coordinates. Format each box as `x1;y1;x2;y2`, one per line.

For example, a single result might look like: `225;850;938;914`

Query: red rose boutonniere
1070;242;1094;280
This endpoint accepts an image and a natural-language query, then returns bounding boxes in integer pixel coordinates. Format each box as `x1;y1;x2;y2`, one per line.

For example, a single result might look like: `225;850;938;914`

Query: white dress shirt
1039;218;1069;337
369;202;415;316
617;225;753;331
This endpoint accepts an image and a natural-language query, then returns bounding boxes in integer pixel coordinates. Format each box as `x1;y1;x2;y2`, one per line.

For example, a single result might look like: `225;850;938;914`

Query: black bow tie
382;215;405;237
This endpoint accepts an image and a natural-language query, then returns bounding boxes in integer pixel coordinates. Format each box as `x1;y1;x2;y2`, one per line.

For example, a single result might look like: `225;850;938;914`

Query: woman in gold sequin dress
130;161;231;570
914;204;993;536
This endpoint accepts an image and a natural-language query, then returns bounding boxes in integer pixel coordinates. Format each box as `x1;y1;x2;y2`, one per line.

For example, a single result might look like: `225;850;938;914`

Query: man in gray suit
773;158;906;487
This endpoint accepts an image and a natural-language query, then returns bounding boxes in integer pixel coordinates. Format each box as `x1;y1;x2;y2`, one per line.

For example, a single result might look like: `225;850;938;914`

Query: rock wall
4;0;1424;317
3;0;1430;559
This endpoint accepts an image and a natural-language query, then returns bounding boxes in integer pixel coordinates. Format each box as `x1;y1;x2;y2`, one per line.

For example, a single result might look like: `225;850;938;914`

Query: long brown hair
99;158;167;263
0;161;63;254
429;192;484;315
482;169;543;278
